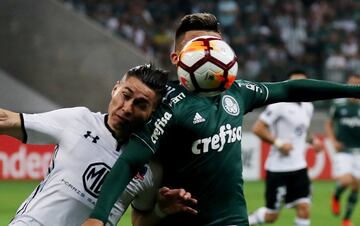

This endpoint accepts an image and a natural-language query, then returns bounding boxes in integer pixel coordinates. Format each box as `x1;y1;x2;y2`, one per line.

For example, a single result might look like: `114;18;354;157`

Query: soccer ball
177;35;238;96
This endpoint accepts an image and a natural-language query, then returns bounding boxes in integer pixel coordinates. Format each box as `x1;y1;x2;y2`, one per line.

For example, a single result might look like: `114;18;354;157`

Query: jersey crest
222;95;240;116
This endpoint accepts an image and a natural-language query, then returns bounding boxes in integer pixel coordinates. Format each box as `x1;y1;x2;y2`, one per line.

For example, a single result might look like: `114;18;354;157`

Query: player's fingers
177;188;187;197
186;197;197;204
159;187;170;195
182;206;198;215
182;191;192;200
163;188;186;197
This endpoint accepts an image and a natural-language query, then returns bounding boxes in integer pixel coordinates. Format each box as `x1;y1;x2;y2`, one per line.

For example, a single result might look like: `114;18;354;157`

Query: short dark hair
175;13;220;41
126;63;168;98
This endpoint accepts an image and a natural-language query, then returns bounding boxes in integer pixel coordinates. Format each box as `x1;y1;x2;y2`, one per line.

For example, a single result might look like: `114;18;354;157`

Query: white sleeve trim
263;84;269;103
132;134;156;154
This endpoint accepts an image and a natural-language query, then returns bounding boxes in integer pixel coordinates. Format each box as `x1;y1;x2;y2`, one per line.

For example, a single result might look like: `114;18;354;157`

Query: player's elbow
252;120;265;136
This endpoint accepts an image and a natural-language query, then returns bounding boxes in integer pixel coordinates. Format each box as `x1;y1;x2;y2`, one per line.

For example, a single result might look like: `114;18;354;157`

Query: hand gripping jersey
13;107;162;226
329;99;360;153
260;102;314;172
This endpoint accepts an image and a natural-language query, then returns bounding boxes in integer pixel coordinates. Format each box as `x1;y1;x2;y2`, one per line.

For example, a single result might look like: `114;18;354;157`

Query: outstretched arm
131;187;198;226
0;108;24;141
264;79;360;105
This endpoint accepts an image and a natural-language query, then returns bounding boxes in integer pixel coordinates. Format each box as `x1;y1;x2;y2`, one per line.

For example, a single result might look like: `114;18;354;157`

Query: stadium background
0;0;359;225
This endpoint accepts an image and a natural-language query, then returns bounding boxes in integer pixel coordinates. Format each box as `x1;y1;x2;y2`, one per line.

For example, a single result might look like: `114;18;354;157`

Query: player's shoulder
63;106;93;116
263;102;285;112
330;98;347;108
303;102;314;109
233;79;267;93
62;107;103;121
162;80;191;107
40;106;91;116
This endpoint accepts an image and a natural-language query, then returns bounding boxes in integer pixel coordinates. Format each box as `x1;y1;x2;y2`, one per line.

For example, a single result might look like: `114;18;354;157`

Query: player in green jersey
82;13;360;226
326;74;360;226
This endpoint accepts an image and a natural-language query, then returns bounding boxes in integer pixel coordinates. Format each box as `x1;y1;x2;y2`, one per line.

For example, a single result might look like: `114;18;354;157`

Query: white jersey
260;102;314;172
13;107;162;226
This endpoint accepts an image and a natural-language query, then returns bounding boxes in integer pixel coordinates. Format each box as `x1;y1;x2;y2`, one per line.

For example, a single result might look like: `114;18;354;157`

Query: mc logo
83;162;111;198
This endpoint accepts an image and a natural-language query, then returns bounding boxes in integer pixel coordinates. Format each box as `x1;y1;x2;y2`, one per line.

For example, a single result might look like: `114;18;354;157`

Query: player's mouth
114;114;130;124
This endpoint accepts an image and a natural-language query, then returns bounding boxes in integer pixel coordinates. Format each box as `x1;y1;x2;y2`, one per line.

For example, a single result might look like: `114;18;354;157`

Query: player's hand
279;143;293;155
157;187;198;216
81;218;104;226
331;139;343;152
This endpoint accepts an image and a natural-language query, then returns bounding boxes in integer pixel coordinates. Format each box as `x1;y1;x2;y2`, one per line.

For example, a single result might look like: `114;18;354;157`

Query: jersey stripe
133;134;156;154
263;84;269;103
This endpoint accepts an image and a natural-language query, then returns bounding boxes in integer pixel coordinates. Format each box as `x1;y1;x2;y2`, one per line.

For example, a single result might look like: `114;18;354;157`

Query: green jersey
329;99;360;153
90;79;360;226
134;80;268;225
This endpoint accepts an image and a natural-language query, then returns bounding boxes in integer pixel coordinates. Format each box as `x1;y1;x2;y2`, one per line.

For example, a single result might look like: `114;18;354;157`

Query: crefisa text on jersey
151;112;173;144
192;124;242;154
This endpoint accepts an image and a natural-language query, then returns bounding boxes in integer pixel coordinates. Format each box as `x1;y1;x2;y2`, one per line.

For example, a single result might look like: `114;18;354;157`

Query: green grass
1;180;358;226
245;180;359;226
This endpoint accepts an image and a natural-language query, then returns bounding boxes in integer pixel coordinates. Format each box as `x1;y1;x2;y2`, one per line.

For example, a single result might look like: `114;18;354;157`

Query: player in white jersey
248;70;323;226
1;64;197;226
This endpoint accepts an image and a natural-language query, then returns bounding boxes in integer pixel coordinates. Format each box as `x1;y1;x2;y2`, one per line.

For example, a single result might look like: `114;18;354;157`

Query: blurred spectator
61;0;360;83
324;48;347;83
216;0;239;33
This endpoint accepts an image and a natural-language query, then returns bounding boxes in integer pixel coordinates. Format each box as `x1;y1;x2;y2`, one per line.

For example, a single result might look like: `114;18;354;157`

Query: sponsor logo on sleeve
236;81;263;93
150;112;172;144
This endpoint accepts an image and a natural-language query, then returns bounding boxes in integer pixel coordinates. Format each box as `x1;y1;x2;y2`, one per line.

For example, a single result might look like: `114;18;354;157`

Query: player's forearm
252;120;275;145
90;157;133;223
131;207;164;226
324;119;337;142
90;138;155;223
0;108;24;141
265;79;360;104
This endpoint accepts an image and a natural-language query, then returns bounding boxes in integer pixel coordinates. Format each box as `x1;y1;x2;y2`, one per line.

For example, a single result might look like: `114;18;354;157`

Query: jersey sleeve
22;107;89;144
131;162;162;211
233;80;269;113
262;79;360;105
131;103;176;155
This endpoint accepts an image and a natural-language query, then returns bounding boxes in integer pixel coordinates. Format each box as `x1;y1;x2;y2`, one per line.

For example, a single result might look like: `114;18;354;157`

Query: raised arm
264;79;360;105
0;108;24;141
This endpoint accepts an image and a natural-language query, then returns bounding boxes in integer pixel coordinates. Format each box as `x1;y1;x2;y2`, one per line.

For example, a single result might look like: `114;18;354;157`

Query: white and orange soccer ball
177;35;238;96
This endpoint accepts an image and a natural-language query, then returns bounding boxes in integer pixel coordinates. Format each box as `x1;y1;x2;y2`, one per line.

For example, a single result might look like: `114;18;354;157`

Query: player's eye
122;92;131;99
134;99;150;111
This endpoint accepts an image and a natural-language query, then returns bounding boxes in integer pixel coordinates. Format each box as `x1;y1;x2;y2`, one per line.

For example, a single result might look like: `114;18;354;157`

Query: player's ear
170;52;179;65
111;81;121;96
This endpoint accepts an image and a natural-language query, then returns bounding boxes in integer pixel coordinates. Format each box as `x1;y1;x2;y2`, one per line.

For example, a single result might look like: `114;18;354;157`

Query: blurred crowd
62;0;360;82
